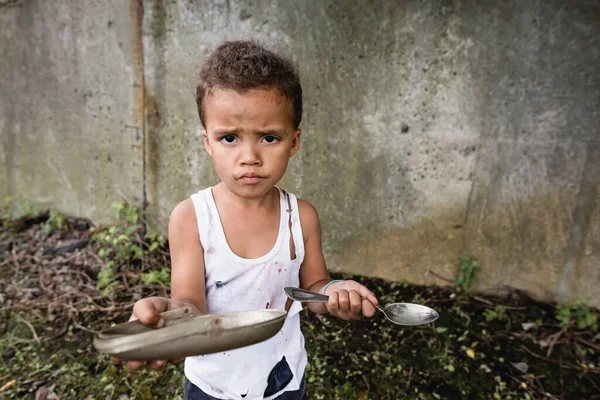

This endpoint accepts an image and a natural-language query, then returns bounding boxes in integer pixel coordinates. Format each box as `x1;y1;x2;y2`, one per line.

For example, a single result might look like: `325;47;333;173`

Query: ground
0;210;599;400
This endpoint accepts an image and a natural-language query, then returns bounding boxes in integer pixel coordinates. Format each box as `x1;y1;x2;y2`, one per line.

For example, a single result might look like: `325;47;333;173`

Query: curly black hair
195;40;303;129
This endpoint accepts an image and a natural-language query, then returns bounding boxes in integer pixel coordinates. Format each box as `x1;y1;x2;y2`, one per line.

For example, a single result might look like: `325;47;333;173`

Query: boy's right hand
112;297;173;370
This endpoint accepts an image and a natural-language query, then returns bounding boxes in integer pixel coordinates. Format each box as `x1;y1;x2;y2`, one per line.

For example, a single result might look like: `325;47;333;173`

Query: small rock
511;361;529;373
521;322;538;331
401;123;410;134
46;240;89;255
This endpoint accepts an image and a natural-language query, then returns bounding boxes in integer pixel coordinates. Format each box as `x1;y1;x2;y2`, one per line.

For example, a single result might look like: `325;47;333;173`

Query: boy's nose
239;144;261;166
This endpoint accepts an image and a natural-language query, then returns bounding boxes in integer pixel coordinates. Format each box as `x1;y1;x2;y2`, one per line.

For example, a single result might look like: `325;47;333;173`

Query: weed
140;268;171;285
1;196;42;221
96;261;117;296
10;199;43;219
483;305;511;329
111;201;141;225
92;202;167;296
451;304;472;325
453;255;481;293
556;297;598;332
41;209;66;235
92;202;166;262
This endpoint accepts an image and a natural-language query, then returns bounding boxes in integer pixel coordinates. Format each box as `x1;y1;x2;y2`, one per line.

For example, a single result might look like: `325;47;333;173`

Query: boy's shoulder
295;197;317;217
169;198;197;231
170;187;210;223
295;197;320;238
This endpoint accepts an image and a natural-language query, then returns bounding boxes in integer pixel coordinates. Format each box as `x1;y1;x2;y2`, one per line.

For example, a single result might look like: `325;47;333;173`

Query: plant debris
1;212;599;399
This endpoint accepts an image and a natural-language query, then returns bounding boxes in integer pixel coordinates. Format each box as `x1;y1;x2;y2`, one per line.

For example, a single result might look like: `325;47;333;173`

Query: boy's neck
213;182;279;211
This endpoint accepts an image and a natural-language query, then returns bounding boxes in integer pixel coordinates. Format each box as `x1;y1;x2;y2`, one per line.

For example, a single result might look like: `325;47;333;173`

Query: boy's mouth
238;172;264;184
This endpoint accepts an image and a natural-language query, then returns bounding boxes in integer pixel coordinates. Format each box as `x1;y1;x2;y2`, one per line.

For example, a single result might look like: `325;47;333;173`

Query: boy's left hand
324;280;378;320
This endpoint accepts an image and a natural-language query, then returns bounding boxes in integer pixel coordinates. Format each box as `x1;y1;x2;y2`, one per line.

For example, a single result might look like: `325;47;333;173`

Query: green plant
91;202;146;262
91;202;168;296
92;202;166;262
96;261;117;296
484;305;507;322
140;268;171;285
453;256;481;293
556;297;598;332
484;305;511;329
110;201;141;225
2;197;43;220
41;210;66;235
145;230;167;253
13;200;43;219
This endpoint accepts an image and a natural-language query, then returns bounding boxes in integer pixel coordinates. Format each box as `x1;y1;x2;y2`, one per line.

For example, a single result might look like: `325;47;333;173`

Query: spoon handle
284;287;329;303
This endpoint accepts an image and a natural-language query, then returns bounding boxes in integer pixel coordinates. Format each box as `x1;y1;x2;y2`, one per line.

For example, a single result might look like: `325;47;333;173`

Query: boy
124;40;379;400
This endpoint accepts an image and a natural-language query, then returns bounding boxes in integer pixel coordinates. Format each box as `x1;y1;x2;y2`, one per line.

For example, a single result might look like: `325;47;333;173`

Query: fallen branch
0;379;17;392
575;336;600;352
546;324;569;358
18;316;41;344
427;270;454;284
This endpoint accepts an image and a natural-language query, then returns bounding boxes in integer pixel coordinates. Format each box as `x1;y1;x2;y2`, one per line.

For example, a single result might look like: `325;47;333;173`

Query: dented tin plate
93;308;287;361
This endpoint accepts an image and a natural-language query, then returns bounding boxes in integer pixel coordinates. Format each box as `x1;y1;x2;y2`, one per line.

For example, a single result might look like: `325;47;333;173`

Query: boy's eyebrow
212;128;240;135
258;129;287;136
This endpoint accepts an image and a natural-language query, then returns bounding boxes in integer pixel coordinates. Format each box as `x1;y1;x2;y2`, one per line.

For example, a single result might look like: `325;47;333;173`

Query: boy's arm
297;199;331;313
298;199;378;319
168;198;207;316
123;199;206;370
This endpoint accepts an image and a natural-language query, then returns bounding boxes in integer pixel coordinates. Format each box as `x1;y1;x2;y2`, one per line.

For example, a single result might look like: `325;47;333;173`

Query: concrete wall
1;0;599;306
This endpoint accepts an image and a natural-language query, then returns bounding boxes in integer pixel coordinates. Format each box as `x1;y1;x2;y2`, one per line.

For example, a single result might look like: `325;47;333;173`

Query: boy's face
202;88;301;198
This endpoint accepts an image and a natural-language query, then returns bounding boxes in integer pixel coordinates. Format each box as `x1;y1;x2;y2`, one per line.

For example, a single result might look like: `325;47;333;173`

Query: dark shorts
183;375;308;400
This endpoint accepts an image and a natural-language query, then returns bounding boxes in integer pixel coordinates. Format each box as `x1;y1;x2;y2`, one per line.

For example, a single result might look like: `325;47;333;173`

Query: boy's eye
220;135;236;143
263;136;279;144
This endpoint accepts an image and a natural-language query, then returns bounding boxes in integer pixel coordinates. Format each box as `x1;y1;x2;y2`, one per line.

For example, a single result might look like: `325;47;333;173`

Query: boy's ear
289;129;302;157
202;129;213;156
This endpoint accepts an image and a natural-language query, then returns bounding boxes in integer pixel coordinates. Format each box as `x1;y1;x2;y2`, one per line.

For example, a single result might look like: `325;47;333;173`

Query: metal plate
93;309;287;361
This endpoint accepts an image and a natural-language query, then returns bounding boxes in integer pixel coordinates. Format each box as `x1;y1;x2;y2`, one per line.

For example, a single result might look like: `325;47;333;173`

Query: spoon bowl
284;287;439;326
375;303;439;326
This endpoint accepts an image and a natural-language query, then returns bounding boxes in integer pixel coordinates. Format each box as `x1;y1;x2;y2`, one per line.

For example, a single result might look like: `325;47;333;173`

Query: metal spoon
284;287;439;326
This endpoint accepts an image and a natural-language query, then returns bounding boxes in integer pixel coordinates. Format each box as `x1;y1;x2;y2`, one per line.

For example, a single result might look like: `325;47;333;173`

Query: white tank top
184;186;308;400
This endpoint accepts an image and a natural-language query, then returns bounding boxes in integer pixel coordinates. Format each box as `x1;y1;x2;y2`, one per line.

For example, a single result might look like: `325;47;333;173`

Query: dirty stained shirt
184;186;307;400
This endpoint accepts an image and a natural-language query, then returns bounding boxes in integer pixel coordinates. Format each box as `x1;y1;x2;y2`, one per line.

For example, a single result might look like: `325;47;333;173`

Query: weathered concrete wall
0;0;144;222
1;0;599;306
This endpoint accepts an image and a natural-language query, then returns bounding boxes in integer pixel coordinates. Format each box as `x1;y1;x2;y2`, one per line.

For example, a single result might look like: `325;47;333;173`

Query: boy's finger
328;291;340;314
127;360;144;370
349;290;362;315
133;298;168;327
148;360;167;370
337;289;350;311
357;285;378;306
361;298;376;318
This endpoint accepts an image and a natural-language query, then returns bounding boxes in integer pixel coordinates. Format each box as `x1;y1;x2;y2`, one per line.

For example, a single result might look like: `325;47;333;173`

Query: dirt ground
1;212;599;399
